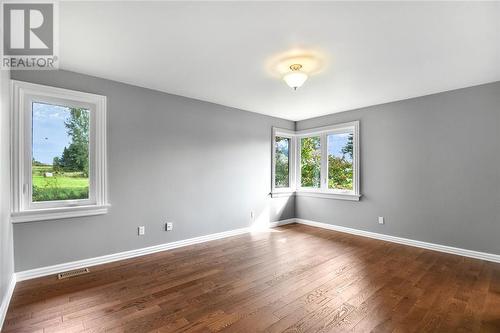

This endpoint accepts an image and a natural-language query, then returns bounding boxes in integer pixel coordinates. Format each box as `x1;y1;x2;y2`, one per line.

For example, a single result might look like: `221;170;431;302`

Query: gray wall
11;70;295;271
296;82;500;255
9;70;500;272
1;70;14;316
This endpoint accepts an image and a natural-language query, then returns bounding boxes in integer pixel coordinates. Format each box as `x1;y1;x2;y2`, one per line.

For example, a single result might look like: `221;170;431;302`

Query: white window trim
272;121;360;201
11;80;109;223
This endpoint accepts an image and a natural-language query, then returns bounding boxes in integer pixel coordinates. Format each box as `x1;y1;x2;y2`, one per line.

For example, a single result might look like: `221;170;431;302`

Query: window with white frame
271;128;295;195
11;81;108;222
299;136;321;189
275;136;291;188
272;121;360;201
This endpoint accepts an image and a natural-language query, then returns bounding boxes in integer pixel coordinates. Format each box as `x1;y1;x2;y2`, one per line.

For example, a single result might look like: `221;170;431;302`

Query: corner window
11;81;109;222
272;121;360;201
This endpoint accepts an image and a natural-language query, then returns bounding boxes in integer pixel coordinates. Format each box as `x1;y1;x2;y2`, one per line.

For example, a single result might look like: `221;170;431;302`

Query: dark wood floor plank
3;223;500;333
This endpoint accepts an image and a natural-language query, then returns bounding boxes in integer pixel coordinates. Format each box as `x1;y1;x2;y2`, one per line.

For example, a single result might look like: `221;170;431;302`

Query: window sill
271;190;361;201
271;191;295;198
295;191;361;201
11;204;110;223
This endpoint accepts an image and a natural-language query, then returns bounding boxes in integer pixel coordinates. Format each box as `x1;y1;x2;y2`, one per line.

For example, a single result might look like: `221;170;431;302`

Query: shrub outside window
300;136;321;188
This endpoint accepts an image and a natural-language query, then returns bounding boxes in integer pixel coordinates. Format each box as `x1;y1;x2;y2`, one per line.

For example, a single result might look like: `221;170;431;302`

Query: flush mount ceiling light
283;64;308;90
267;49;326;91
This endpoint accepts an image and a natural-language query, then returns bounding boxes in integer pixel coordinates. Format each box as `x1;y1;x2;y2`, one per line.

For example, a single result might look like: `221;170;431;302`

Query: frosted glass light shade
283;71;308;90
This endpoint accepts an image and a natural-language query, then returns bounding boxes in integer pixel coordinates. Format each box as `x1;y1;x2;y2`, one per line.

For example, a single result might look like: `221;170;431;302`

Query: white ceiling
60;1;500;121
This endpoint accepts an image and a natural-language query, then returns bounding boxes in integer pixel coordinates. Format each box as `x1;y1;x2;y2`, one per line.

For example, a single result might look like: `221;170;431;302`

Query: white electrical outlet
138;226;145;235
166;222;173;231
378;217;385;225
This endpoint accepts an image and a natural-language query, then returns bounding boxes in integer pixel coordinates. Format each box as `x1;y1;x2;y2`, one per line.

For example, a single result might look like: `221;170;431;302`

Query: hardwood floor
4;223;500;333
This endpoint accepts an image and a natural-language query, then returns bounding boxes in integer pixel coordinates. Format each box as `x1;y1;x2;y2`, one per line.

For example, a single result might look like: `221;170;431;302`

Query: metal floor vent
57;268;90;280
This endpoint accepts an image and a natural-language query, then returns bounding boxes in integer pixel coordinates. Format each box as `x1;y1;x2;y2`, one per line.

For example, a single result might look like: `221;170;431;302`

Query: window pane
300;136;321;188
275;136;290;188
32;102;90;202
327;131;354;191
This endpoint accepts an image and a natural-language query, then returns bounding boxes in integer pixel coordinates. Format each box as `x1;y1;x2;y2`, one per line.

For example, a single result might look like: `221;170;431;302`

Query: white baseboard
0;274;16;331
295;218;500;263
13;217;499;282
268;218;295;228
15;219;296;282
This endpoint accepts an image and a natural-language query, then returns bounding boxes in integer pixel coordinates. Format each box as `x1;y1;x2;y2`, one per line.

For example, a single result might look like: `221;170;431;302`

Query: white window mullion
295;136;301;191
353;121;360;196
271;128;277;193
290;135;297;192
320;133;328;191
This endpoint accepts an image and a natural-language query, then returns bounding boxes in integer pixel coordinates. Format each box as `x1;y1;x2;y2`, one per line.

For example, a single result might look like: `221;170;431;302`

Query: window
32;103;90;202
300;136;321;188
272;129;295;195
327;130;354;191
272;121;360;201
11;81;108;222
275;136;290;188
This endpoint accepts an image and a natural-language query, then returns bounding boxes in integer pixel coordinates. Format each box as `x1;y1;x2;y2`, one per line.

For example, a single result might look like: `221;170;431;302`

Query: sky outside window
32;102;72;164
